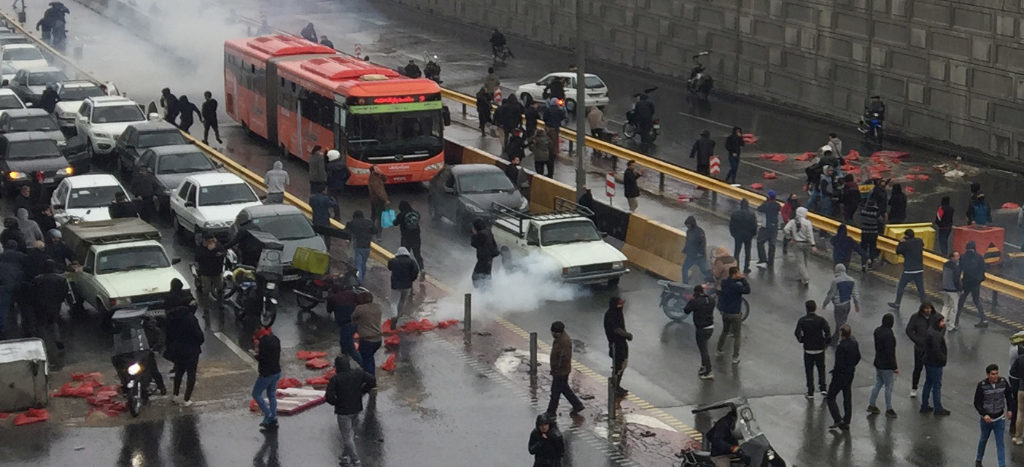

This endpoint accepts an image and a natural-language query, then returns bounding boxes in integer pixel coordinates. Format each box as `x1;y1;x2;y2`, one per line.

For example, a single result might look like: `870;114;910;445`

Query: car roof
63;174;121;188
85;95;138;106
0;89;17;96
1;131;58;142
185;172;247;187
450;164;505;176
58;80;99;89
3;43;38;50
1;108;50;118
127;120;180;132
239;204;304;218
144;144;203;156
544;72;601;79
21;65;62;74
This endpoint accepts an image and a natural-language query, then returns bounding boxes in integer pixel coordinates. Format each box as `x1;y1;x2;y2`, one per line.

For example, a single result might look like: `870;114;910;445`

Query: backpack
402;210;421;232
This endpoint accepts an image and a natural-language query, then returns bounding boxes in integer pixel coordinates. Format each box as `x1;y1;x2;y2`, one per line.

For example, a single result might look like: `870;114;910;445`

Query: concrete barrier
621;216;686;282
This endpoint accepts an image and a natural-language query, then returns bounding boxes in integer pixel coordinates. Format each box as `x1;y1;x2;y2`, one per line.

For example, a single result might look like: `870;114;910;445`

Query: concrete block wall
391;0;1024;163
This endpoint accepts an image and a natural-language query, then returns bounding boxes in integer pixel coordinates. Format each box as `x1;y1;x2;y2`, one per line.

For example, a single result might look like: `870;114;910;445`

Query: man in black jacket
129;167;161;222
689;129;715;175
756;191;781;268
194;235;225;302
826;324;861;430
716;267;750;364
623;160;642;212
975;363;1014;467
343;210;378;285
108;192;139;219
867;313;898;418
681;216;712;283
395;201;423;279
795;300;831;398
685;285;716;380
906;303;939;399
326;356;376;467
528;413;565;466
604;297;631;397
470;219;498;288
724;126;744;184
386;247;419;326
957;240;988;328
729;199;757;273
888;229;926;311
920;316;950;416
252;326;281;430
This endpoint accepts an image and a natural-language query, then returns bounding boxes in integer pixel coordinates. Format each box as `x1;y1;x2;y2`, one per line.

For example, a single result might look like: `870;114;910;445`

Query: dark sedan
427;164;528;231
114;120;187;178
0;131;73;195
0;108;65;146
8;66;68;106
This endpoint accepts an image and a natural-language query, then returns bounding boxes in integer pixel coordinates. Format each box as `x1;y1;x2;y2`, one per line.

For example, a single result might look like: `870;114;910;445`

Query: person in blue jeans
920;316;950;416
252;326;281;430
681;216;712;284
975;363;1015;467
867;313;898;418
351;298;382;375
343;210;378;285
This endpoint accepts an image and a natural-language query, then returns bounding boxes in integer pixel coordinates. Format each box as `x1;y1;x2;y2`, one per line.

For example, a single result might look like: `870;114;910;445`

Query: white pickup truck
491;198;628;286
61;218;188;317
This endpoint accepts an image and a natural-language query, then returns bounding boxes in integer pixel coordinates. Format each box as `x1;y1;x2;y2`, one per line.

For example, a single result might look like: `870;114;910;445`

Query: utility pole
574;0;586;194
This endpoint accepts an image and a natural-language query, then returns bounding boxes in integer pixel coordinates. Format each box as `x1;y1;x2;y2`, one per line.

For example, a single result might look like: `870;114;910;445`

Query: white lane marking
214;331;258;370
677;110;733;129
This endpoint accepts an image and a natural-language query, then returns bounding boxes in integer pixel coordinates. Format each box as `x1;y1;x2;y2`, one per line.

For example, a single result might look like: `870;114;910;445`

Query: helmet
326;149;341;162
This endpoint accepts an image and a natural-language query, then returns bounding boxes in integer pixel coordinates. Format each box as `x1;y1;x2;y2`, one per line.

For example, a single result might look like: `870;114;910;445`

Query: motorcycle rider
865;95;886;121
300;22;318;43
707;409;749;467
424;56;441;83
403;60;422;78
489;28;507;57
633;93;655;143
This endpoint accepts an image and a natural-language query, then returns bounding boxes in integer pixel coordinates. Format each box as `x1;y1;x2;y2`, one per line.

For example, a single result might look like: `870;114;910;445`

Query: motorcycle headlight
424;162;444;171
612;261;624;270
7;171;26;180
127;362;142;376
265;282;276;290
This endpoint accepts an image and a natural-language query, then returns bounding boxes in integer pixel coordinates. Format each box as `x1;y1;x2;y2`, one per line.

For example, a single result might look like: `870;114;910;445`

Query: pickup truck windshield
96;245;170;274
244;214;315;241
540;220;601;246
457;171;515;194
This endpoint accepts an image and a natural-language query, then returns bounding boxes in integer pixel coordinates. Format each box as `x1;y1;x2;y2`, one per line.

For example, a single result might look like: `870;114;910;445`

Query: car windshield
540;220;602;246
584;76;605;89
96;245;169;274
347;109;443;158
155;151;214;174
9;115;57;131
92;105;144;123
199;183;257;206
59;85;105;101
456;170;515;194
7;140;58;158
3;47;43;61
0;94;21;110
137;130;186;148
27;70;67;86
244;213;315;241
67;185;122;208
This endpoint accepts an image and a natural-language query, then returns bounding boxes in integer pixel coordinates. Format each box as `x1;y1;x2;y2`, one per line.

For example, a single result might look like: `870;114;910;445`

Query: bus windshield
346;109;442;158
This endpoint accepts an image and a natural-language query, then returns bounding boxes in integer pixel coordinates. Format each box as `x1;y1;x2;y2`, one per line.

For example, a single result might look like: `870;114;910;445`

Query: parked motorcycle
680;398;787;467
294;261;360;315
110;308;164;417
220;237;283;327
687;51;713;100
659;280;749;323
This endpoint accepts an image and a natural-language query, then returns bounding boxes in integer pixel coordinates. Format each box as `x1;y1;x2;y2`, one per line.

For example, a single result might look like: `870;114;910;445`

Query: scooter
220;238;282;327
680;398;787;467
687;51;713;100
110;308;164;417
659;280;749;323
492;44;513;64
858;111;883;144
622;87;659;143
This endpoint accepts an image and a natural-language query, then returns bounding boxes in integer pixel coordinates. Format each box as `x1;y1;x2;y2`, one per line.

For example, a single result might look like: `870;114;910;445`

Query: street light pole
574;0;586;194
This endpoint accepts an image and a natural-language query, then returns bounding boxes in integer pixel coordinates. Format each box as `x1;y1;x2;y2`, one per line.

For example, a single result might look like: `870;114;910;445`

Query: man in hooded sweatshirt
681;216;712;283
794;300;831;397
823;264;861;345
830;224;863;268
263;161;289;204
867;313;898;418
603;297;631;397
325;356;376;467
528;413;565;466
888;229;926;311
756;191;781;268
689;129;715;175
308;145;327;195
546;321;584;416
395;201;423;278
783;207;817;285
685;284;717;380
826;324;861;431
906;303;940;398
921;315;950;416
717;267;750;364
941;252;963;331
386;247;419;326
958;240;988;328
729;199;757;273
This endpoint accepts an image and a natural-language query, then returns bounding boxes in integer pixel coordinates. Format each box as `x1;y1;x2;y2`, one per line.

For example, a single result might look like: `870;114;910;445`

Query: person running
920;315;950;416
386;247;419;326
546;321;584;416
826;324;861;431
470;219;499;288
263;161;289;204
176;95;203;133
794;300;830;398
325;356;376;467
867;313;898;418
906;303;940;399
958;240;988;328
351;297;382;376
783;207;817;286
975;363;1014;467
603;297;632;397
888;229;926;311
823;264;860;345
252;326;281;430
685;285;717;380
941;252;962;331
201;91;222;144
716;267;750;364
342;211;377;285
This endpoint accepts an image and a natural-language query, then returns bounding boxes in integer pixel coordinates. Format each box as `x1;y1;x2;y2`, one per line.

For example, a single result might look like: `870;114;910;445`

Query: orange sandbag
305;357;330;369
742;133;758;144
53;382;98;398
296;351;328;360
416;319;436;331
305;376;330;387
13;408;49;426
437;319;459;329
795;152;815;161
384;335;400;347
277;378;302;389
909;165;925;172
841;163;857;173
844;150;860;161
904;186;915;194
872;150;910;159
71;372;103;382
1002;202;1020;210
381;354;396;372
759;153;781;160
771;154;787;162
382;319;397;335
249;399;260;412
750;183;764;190
763;171;778;180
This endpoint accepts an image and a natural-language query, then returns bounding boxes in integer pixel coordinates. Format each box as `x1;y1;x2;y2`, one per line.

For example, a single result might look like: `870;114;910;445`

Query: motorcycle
659;280;749;323
294;261;360;315
492;44;513;64
221;234;283;327
622;87;659;143
110;308;164;417
424;53;442;84
680;398;786;467
687;51;713;100
189;249;237;304
858;111;884;144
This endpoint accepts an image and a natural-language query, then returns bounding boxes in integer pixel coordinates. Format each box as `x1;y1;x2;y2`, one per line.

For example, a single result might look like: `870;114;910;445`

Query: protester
716;267;750;364
840;175;860;222
830;224;862;267
711;246;737;283
300;22;318;42
587;105;605;138
934;196;954;256
974;363;1014;467
888;229;926;311
941;252;963;331
542;99;565;168
870;178;890;222
387;247;419;326
546;321;585;416
783;207;816;286
858;198;882;271
327;282;361;367
470;218;499;288
108;192;139;219
320;36;334;49
530;125;553;177
160;88;179;124
867;313;898;418
494;95;523;149
263;161;289;204
729;199;757;273
603;297;631;397
958;240;988;328
528;413;565;466
0;240;24;337
163;279;201;406
368;166;389;232
252;326;281;430
685;285;717;380
505;155;528;194
343;210;377;284
483;67;500;94
33;205;56;234
194;234;225;301
823;264;860;345
308;145;328;195
129;167;161;220
351;296;382;375
1011;348;1024;445
326;149;349;198
395;201;423;278
920;316;950;416
689;129;715;176
887;183;907;224
44;230;74;270
681;216;711;283
30;260;65;350
781;194;800;255
15;208;42;246
756;191;781;268
906;303;940;399
201;91;222;145
968;192;992;226
177;95;202;133
818;165;838;217
826;324;861;431
707;410;744;467
10;185;33;217
325;356;376;467
794;300;830;398
475;86;492;136
724;126;744;184
505;132;528;166
828;132;842;157
310;185;340;248
623;160;642;212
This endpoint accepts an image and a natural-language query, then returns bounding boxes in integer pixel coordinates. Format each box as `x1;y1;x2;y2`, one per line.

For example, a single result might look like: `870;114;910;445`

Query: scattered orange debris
381;355;396;372
296;351;328;360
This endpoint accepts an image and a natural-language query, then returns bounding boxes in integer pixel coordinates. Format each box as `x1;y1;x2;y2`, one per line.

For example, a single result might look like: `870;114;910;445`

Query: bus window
347;110;441;158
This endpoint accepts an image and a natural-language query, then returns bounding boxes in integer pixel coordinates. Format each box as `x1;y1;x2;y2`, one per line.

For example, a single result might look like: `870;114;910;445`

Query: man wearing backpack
395;201;424;281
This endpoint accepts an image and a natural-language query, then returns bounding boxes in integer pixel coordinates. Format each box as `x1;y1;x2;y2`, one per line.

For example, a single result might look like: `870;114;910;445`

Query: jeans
173;356;198;401
1015;390;1024;439
680;255;712;284
353;248;370;284
826;372;854;425
958;283;986;322
868;369;895;410
756;227;777;266
725;154;739;184
337;413;360;463
893;271;925;306
252;372;280;424
921;365;944;411
942;291;960;329
391;288;412;322
265;192;284;204
912;347;924;389
937;229;951;256
977;417;1006;467
358;339;381;376
733;237;752;271
696;327;713;375
716;313;742;358
831;303;851;344
370;199;386;234
803;352;826;393
820;196;833;217
807;189;821;212
547;374;584;414
338;322;362;368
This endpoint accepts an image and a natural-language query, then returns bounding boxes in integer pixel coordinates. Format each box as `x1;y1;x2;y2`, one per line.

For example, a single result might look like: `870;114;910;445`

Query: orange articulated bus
224;35;445;185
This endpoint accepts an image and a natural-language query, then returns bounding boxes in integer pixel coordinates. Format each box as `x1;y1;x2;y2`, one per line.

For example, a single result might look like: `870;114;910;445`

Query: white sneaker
909;389;917;398
181;400;193;407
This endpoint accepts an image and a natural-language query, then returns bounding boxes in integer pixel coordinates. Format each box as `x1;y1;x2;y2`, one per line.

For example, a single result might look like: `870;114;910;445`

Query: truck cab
491;198;628;286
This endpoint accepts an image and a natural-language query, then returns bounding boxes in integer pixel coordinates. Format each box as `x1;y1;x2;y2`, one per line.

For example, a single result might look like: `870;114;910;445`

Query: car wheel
172;215;187;241
520;93;533;106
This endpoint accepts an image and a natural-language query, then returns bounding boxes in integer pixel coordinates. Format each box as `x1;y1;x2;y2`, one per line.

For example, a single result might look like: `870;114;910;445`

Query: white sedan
0;43;47;83
169;172;262;245
515;72;609;113
50;174;131;226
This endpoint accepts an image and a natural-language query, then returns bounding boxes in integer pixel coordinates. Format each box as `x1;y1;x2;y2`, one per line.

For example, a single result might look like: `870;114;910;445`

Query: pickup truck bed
62;218;161;261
